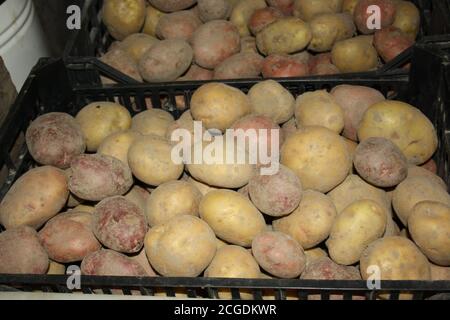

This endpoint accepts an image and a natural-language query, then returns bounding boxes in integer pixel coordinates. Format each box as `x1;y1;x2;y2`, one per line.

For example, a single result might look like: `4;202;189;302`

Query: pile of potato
0;80;449;300
97;0;419;82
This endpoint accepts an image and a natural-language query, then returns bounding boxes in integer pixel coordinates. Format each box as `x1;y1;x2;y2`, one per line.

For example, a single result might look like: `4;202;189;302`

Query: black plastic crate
0;58;449;300
63;0;450;79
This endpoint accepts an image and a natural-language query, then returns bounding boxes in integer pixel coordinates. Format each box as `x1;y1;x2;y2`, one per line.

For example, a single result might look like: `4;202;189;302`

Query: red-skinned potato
148;0;197;13
156;11;202;41
249;7;284;35
353;0;396;34
81;249;147;276
262;54;309;78
301;257;361;280
100;48;142;84
373;26;414;63
267;0;294;15
178;64;214;81
214;52;264;79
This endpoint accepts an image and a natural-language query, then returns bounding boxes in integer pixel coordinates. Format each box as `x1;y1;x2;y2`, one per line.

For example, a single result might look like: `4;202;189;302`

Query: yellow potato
430;263;450;280
199;190;266;247
280;126;351;192
358;100;438;165
293;0;344;21
186;176;221;196
72;204;95;214
47;260;66;275
97;130;142;166
342;0;359;15
145;180;202;226
76;102;132;152
326;199;387;265
256;18;312;55
407;165;447;190
144;215;216;277
408;201;450;266
392;0;420;40
273;190;337;249
131;109;175;137
392;176;450;226
304;247;328;264
119;33;160;62
128;134;184;186
331;36;379;73
190;83;252;132
248;80;295;124
102;0;146;40
230;0;267;36
142;4;165;37
294;90;345;134
124;185;150;212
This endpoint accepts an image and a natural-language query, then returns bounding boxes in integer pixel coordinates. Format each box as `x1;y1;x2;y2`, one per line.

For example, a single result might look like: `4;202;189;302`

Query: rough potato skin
240;36;258;53
100;47;143;84
373;26;414;63
252;231;306;278
197;0;231;22
148;0;197;12
68;154;133;201
0;166;69;230
39;211;101;263
301;257;361;280
248;165;302;216
192;20;241;69
26;113;86;169
249;7;284;35
330;85;385;141
354;137;408;187
214;52;264;79
353;0;396;34
139;39;193;82
0;226;49;274
156;11;202;40
102;0;146;40
262;54;309;78
93;196;148;253
81;249;147;276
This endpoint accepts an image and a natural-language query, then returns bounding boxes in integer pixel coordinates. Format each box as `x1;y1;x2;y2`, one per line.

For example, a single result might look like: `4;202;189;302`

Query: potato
420;158;438;174
213;52;263;80
301;257;361;280
145;215;216;276
360;236;431;280
293;0;344;22
342;0;359;15
281;126;351;192
66;192;83;208
342;137;358;162
407;165;447;190
267;0;294;15
252;231;306;278
97;130;142;166
326;199;387;265
310;62;340;75
102;0;146;40
281;117;297;139
124;185;150;212
81;249;147;276
304;247;328;264
26;113;85;169
354;137;408;187
131;109;175;137
0;166;68;230
331;36;379;73
308;13;355;52
139;39;193;82
308;52;332;70
47;260;66;275
191;20;241;69
240;36;258;53
73;204;95;214
148;0;197;12
358;100;438;165
248;80;295;124
39;211;101;263
145;180;202;226
205;245;260;278
330;84;385;141
166;110;205;144
273;190;337;249
128;248;157;276
68;154;133;201
198;0;231;21
295;90;345;134
373;26;414;63
75;101;132;152
430;263;450;280
230;0;267;36
128;134;184;186
200;190;266;247
261;54;309;78
120;33;160;62
178;64;213;81
190;82;251;132
256;17;312;55
248;165;302;217
249;7;284;35
187;176;220;196
353;0;396;34
93;196;148;253
0;226;49;274
392;0;420;40
142;4;165;37
156;11;202;41
408;201;450;266
100;48;142;84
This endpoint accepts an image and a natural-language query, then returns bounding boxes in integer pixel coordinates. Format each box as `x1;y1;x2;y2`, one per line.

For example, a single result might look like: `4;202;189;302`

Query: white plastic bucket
0;0;50;90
